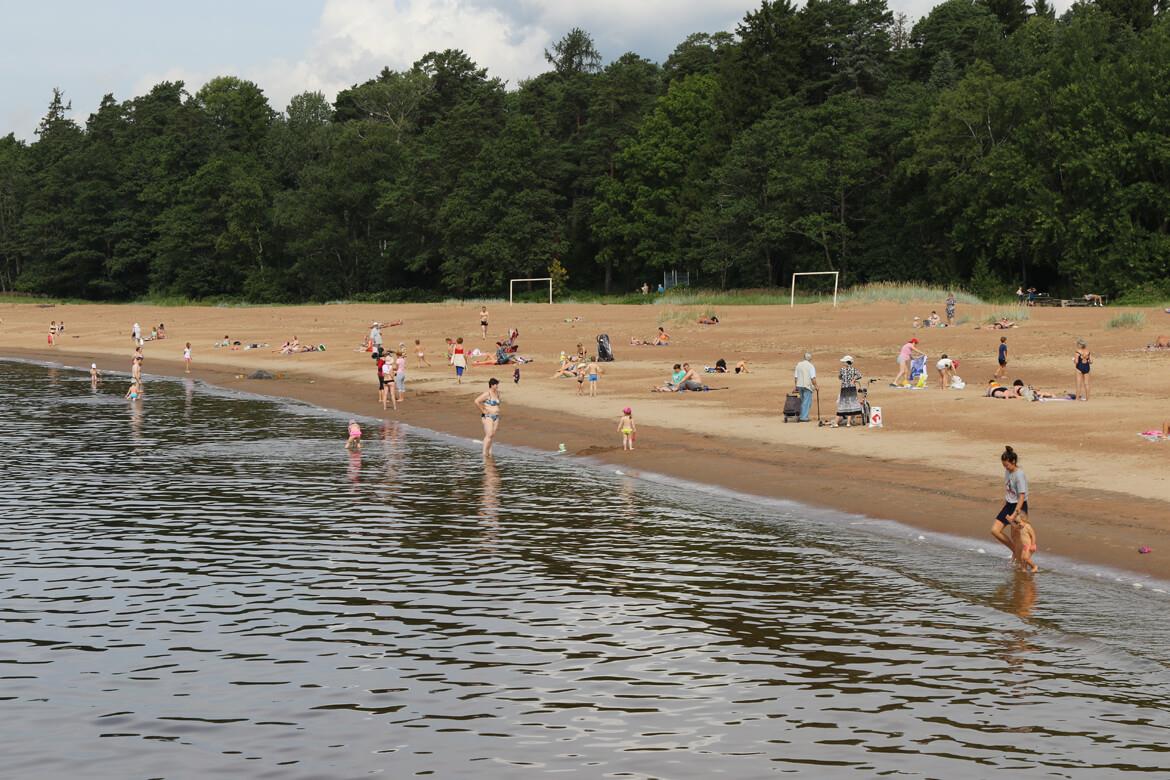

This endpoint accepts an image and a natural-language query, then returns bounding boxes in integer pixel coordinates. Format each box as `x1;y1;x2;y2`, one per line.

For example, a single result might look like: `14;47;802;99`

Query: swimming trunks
589;374;598;382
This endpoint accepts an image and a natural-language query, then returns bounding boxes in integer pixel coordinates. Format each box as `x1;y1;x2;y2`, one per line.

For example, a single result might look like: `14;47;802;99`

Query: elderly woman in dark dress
835;355;864;427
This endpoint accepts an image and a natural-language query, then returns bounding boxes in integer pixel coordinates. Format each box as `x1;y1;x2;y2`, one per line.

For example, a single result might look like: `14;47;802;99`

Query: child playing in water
415;339;430;368
90;363;101;387
125;380;140;401
1013;514;1039;573
346;419;362;451
618;407;636;450
183;342;192;373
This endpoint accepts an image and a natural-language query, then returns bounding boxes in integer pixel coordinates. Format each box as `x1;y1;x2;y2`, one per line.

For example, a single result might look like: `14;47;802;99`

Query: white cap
840;355;854;363
91;363;97;368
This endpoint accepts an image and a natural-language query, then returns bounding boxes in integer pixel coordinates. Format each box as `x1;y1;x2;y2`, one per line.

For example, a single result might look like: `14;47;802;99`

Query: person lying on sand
1145;336;1170;350
993;319;1018;329
698;315;719;325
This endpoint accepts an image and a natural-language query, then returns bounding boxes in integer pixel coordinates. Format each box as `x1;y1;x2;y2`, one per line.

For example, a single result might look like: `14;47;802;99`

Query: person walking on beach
618;407;636;450
480;306;489;340
991;445;1029;563
475;378;502;458
48;321;57;346
452;337;467;383
394;350;407;403
995;336;1009;381
794;352;818;422
945;292;956;326
893;338;922;387
1074;339;1091;401
183;342;192;373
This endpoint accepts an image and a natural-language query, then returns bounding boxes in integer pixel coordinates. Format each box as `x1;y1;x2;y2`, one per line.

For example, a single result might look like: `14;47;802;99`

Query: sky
1;0;1070;140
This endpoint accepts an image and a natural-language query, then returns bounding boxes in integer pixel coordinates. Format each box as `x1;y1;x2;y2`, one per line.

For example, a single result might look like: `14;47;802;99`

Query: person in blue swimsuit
475;377;502;458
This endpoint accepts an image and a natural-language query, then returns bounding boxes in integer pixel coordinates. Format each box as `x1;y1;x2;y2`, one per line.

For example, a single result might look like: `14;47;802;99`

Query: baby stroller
597;333;614;362
908;354;928;388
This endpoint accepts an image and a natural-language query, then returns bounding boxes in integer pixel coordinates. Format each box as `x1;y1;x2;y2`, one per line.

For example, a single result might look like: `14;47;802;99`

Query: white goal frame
509;277;553;305
790;271;839;308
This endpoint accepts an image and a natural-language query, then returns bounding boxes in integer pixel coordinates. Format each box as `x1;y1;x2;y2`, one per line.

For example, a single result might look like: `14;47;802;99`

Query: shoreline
6;341;1167;581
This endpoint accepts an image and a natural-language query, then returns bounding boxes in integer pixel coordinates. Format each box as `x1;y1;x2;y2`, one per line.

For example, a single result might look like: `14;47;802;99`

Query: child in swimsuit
415;339;430;368
576;364;586;395
618;407;636;451
183;342;192;373
1013;515;1039;573
346;419;362;451
586;358;601;397
90;363;100;387
125;381;140;401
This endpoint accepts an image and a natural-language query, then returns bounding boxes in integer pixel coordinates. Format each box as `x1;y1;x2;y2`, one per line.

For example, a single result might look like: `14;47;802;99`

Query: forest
0;0;1168;303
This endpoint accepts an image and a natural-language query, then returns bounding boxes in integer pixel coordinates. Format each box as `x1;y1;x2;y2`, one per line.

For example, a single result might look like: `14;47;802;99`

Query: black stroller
597;334;614;362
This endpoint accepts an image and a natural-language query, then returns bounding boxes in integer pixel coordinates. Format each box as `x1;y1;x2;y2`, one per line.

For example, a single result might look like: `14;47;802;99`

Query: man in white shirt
369;324;383;351
793;352;818;422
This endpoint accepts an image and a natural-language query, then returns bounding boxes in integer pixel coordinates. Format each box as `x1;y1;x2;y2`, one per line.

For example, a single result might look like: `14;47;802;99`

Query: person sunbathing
698;315;719;325
993;319;1018;329
629;337;649;346
1145;336;1170;350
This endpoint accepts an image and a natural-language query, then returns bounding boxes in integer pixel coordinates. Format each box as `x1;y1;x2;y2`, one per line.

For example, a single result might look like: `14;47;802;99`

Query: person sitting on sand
698;314;719;325
735;360;750;374
676;362;707;392
277;337;301;354
651;364;685;392
157;323;167;339
1083;293;1103;307
926;311;942;328
653;327;670;346
552;357;579;379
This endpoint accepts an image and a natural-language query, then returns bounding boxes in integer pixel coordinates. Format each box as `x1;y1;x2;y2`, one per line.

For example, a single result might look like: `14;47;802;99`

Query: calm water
2;359;1169;779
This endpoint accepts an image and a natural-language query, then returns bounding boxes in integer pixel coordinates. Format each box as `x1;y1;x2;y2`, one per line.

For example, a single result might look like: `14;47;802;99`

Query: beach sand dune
4;299;1167;579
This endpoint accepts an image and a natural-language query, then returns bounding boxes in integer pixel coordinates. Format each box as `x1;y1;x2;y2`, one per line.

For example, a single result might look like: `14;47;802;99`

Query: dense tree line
1;0;1168;302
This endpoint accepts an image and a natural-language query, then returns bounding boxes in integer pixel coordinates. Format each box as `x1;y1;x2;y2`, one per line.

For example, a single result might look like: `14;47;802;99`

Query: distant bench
1030;296;1107;307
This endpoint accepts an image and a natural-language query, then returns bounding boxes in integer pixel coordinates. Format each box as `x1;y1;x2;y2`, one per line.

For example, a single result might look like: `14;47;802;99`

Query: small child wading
183;342;192;373
618;407;636;450
346;419;362;451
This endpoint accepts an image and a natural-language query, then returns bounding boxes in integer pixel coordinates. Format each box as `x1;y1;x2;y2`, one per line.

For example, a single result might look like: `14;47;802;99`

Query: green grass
983;308;1030;324
655;288;823;306
838;282;983;305
1107;311;1146;329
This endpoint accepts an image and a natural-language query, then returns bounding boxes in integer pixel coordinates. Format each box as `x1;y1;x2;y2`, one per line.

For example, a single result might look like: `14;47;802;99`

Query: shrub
1107;311;1145;330
983;308;1030;324
840;282;983;305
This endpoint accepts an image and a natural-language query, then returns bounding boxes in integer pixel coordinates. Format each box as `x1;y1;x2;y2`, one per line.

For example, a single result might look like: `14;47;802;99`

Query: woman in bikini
474;378;501;458
1074;339;1091;401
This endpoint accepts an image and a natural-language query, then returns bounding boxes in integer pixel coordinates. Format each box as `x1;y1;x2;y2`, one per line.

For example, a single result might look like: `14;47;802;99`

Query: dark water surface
2;359;1168;779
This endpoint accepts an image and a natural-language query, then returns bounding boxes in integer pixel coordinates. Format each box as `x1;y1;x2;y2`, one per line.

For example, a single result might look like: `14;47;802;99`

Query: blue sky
2;0;1069;140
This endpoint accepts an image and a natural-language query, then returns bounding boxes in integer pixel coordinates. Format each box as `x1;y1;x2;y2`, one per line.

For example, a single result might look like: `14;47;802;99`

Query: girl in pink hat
618;407;636;451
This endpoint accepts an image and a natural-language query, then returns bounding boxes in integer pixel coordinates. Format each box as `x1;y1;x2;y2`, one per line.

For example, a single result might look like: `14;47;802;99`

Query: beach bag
597;334;614;362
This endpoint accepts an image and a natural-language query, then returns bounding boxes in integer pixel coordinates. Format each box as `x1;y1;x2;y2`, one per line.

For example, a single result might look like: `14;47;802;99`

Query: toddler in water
183;342;192;373
618;407;636;450
346;419;362;451
90;363;101;387
125;380;140;401
1012;514;1039;573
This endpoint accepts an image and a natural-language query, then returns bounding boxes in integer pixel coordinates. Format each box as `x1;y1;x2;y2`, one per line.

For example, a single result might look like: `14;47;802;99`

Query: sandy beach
4;298;1168;579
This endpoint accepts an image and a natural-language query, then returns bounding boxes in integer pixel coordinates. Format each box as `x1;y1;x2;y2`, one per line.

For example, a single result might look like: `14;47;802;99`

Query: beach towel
909;354;928;387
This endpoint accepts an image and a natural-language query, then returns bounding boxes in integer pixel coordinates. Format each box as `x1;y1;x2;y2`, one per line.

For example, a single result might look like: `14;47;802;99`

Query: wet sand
3;299;1168;579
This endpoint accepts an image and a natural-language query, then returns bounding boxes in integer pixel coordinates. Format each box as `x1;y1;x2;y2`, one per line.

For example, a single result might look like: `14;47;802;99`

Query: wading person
991;445;1029;563
475;378;502;458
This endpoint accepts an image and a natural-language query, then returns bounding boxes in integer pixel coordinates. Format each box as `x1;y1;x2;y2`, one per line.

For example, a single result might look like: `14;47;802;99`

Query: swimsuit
589;374;598;382
1076;352;1091;374
621;427;633;435
482;396;500;420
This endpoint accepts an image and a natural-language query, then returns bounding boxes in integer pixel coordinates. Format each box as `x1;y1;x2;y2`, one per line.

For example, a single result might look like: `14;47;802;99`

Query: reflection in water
1;360;1168;779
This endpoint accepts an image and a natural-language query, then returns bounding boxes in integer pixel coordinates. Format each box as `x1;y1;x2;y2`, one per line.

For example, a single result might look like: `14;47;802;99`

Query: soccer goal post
790;271;839;308
509;277;553;305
